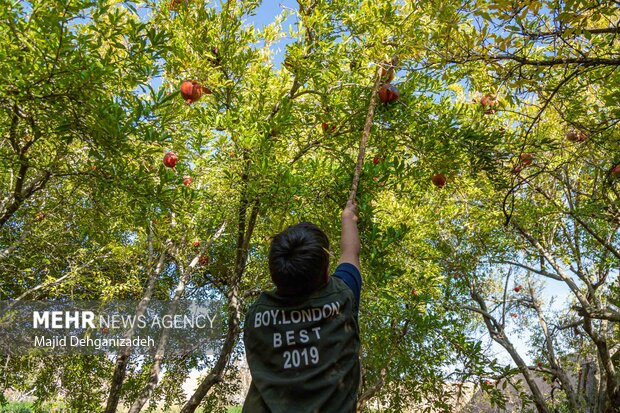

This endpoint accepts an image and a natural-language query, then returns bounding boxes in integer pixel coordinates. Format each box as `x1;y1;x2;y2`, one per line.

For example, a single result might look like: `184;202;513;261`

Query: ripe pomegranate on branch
519;153;534;166
380;66;395;83
480;94;498;115
180;80;211;104
168;0;186;10
163;151;178;168
431;173;446;188
566;129;588;143
378;84;400;104
321;122;337;133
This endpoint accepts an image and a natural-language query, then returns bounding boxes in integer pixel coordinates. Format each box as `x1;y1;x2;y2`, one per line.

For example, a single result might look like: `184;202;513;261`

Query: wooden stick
348;65;388;204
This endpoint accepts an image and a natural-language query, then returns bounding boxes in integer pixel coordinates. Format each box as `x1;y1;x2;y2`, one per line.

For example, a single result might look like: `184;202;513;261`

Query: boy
242;200;361;413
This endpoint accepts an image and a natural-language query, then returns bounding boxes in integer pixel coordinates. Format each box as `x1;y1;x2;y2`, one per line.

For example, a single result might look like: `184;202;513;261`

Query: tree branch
523;26;620;38
448;55;620;67
492;260;563;281
348;59;392;203
104;239;173;413
511;221;590;309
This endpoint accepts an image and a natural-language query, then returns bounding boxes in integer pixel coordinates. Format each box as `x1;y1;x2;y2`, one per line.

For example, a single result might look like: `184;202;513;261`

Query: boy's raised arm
339;199;360;271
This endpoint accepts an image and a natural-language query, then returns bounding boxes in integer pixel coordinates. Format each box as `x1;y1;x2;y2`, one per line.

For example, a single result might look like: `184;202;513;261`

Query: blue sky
245;0;298;68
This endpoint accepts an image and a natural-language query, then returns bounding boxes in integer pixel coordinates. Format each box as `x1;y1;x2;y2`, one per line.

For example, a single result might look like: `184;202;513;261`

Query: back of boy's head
269;222;330;297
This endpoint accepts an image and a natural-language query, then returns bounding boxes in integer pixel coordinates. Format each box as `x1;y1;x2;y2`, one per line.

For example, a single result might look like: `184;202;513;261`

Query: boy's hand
342;200;358;222
339;199;360;269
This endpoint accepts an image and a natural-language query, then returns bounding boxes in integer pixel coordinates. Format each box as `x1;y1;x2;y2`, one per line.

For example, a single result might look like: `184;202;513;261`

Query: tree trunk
582;317;620;413
530;287;580;411
180;285;241;413
470;288;550;413
127;224;225;413
498;338;551;413
579;361;599;413
180;192;259;412
104;240;171;413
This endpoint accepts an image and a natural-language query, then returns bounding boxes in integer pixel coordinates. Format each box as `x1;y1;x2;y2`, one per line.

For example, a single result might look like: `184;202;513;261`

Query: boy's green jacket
242;275;360;413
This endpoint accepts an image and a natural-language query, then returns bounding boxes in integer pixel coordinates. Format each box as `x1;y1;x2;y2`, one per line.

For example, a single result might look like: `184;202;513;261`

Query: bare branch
574;306;620;323
447;55;620;67
523;26;620;38
349;60;391;203
511;221;590;310
492;260;563;281
527;282;579;410
557;319;583;330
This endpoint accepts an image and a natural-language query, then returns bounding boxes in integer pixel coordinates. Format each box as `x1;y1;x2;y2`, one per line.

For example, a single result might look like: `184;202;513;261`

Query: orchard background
1;0;619;412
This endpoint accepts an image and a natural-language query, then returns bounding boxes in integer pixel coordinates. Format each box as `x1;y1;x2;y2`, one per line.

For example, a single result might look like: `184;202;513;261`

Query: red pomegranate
180;80;211;104
380;66;394;83
480;94;497;107
520;153;534;166
431;173;446;188
567;129;588;142
163;151;178;168
321;122;336;133
378;84;400;103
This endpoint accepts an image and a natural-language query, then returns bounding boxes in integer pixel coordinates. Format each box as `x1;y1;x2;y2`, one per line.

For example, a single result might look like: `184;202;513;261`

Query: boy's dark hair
269;222;330;296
